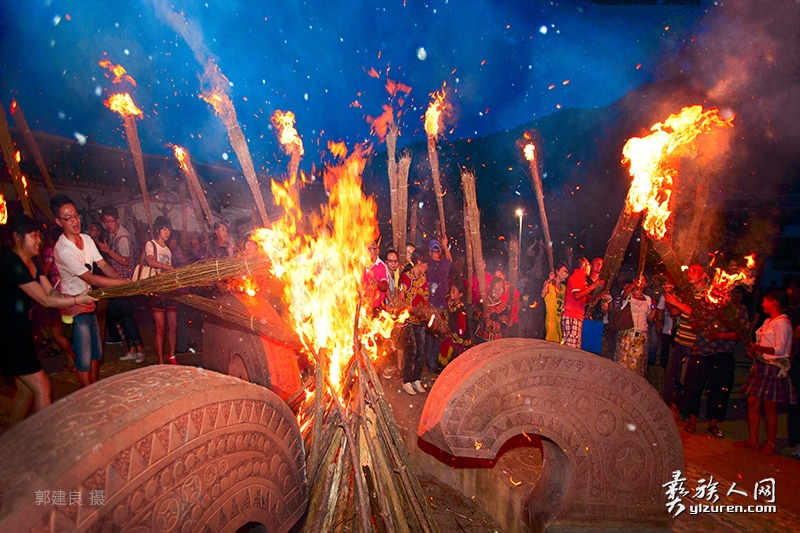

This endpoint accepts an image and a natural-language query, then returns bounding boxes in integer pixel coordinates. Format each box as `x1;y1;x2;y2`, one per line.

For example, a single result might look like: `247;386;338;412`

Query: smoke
144;0;214;68
663;0;800;259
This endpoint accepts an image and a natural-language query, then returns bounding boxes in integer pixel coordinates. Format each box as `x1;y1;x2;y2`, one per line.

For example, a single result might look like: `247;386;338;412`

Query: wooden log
387;123;400;251
678;176;710;265
587;203;642;314
175;146;215;230
637;233;648;279
463;197;474;307
650;238;704;319
9;101;56;195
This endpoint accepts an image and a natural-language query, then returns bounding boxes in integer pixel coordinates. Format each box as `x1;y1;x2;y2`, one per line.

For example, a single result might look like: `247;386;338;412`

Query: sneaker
134;352;146;364
382;365;397;379
119;352;137;361
402;382;417;396
412;380;426;394
167;356;179;365
106;340;123;346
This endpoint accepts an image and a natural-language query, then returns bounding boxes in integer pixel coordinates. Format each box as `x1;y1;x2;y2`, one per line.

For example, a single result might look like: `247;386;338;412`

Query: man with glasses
51;194;127;387
100;206;145;363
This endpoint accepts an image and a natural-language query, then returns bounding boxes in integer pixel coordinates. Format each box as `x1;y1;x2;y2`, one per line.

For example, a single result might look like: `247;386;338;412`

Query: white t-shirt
756;314;792;359
622;294;652;332
54;233;103;296
145;240;172;272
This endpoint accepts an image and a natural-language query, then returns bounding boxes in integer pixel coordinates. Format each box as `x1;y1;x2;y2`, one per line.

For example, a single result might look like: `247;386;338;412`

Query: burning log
9;100;56;195
650;238;704;319
702;254;756;348
425;85;452;260
87;255;272;299
461;168;487;303
104;93;153;236
523;142;554;274
200;61;270;227
173;145;215;229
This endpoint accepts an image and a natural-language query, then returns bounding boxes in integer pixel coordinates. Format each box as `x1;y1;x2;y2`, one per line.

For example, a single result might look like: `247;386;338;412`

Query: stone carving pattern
0;366;307;532
424;341;682;522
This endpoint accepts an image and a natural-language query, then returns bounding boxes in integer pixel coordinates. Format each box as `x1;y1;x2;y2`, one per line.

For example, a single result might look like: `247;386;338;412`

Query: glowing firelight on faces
252;142;406;390
104;93;143;118
622;105;733;239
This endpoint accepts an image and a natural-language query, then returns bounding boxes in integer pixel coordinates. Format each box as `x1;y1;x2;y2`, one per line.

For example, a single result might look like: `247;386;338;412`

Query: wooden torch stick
461;168;487;303
0;102;33;216
526;149;554;274
427;135;451;260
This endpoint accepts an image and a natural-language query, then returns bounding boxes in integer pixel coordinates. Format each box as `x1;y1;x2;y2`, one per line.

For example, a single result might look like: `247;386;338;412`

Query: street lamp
515;208;523;248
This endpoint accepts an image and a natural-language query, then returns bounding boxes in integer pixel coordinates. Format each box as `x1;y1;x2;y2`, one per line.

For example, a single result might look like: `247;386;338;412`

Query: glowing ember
98;58;137;86
253;142;406;390
237;276;259;298
622;105;733;239
424;83;448;138
104;93;143;118
524;143;535;162
271;110;304;156
705;253;756;307
0;194;7;225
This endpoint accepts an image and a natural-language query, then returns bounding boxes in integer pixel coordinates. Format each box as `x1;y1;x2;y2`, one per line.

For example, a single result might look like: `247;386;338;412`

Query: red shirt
563;270;589;320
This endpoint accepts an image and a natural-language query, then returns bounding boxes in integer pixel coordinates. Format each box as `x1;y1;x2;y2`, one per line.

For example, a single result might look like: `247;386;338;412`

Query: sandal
684;422;696;434
708;426;724;439
759;443;776;456
734;439;759;450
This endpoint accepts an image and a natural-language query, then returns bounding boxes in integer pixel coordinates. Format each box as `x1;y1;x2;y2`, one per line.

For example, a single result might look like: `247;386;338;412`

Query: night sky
1;0;716;171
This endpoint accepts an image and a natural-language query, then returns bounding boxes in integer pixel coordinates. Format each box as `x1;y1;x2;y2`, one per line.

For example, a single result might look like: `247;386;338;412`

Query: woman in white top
615;275;655;378
146;216;178;365
736;290;796;456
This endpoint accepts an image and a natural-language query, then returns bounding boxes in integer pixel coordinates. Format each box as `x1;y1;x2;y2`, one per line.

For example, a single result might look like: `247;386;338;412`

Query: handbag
132;240;158;281
608;300;634;332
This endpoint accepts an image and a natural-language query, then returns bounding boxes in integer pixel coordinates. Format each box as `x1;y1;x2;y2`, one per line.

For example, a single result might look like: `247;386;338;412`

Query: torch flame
705;253;756;307
524;143;536;162
271;110;304;156
98;58;137;87
14;151;20;164
0;194;7;225
173;145;188;170
622;105;733;239
424;83;448;138
253;143;406;390
104;93;143;118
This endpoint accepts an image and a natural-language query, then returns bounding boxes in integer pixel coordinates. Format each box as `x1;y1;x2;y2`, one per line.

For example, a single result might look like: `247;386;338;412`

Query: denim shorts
72;312;102;372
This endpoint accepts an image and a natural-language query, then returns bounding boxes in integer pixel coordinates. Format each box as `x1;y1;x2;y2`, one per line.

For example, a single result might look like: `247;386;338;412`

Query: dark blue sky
0;0;717;173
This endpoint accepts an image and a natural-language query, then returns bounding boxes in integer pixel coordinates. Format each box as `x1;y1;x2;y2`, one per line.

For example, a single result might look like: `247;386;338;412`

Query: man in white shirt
51;195;127;388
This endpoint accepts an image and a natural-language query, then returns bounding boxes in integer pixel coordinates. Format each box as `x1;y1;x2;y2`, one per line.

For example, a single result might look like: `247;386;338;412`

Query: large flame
104;93;143;118
622;105;733;239
271;110;304;156
253;142;404;390
424;83;448;138
0;193;7;225
705;253;756;307
98;58;137;87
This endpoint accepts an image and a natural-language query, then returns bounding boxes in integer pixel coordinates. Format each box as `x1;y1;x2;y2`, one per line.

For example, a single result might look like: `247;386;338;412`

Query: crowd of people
0;195;254;425
3;199;799;460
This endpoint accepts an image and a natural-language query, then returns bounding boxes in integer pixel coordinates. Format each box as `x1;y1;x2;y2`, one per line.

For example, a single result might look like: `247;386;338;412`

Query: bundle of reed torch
523;142;554;274
87;255;273;300
461;168;487;303
425;86;452;260
104;93;154;236
200;61;270;227
173;145;215;230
